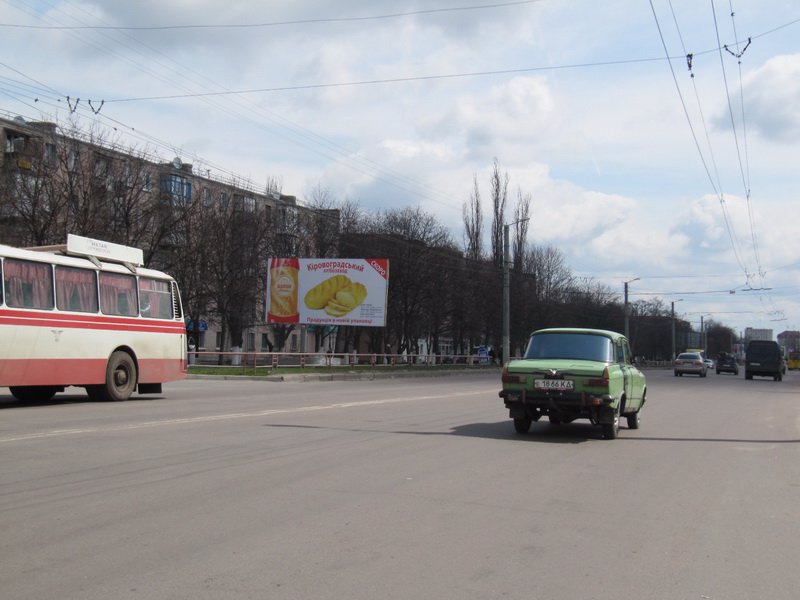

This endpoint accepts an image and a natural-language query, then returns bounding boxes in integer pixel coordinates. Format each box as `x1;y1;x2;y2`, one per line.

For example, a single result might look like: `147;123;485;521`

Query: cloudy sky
2;0;799;339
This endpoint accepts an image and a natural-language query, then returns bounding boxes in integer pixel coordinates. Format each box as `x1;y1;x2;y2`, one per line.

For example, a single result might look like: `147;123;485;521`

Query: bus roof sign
66;234;144;267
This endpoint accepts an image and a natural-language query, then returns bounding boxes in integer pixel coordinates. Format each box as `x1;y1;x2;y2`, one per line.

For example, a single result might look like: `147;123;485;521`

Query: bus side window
55;266;98;313
3;258;54;310
139;277;173;319
99;272;138;316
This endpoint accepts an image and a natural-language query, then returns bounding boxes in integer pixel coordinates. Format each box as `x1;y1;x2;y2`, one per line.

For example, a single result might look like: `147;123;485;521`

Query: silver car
674;352;708;377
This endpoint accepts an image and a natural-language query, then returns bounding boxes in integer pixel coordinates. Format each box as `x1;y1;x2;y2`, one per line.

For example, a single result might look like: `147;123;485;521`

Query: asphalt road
2;369;799;600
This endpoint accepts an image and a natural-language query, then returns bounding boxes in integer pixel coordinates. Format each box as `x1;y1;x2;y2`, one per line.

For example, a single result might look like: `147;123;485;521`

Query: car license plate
534;379;574;391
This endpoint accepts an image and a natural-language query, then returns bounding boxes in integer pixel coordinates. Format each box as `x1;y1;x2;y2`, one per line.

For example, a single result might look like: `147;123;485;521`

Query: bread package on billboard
267;258;299;323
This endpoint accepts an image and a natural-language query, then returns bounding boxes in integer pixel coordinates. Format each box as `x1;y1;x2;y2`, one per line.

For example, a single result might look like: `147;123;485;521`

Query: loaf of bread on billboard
304;275;368;316
324;282;368;316
303;274;351;309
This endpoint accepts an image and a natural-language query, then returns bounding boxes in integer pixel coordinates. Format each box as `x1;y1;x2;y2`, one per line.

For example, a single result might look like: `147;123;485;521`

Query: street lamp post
701;315;706;356
671;299;684;360
503;218;529;365
623;277;640;339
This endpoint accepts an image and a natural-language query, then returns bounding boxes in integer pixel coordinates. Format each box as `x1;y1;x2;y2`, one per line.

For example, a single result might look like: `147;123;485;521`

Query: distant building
777;330;800;352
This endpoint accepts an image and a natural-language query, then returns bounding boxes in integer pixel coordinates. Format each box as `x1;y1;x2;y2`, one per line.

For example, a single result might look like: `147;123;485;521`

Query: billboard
266;258;389;327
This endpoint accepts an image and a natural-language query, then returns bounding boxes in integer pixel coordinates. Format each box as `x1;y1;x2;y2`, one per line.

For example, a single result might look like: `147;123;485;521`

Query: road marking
0;388;495;443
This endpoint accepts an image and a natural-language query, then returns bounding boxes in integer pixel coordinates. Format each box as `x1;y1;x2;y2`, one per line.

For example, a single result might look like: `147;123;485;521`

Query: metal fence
188;350;499;371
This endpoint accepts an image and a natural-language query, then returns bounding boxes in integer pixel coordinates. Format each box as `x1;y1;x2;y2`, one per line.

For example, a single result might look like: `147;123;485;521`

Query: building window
218;191;228;210
5;134;25;153
202;187;212;207
233;194;256;212
43;143;57;165
142;172;152;192
160;174;192;204
67;150;78;172
121;161;136;187
94;156;109;178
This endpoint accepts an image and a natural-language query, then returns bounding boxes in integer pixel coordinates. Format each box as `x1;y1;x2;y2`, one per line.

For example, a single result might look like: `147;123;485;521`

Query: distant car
674;352;707;377
499;328;646;440
704;358;714;370
716;353;739;375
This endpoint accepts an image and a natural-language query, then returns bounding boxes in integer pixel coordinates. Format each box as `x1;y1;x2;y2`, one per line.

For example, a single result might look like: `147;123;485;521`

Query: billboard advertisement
267;258;389;327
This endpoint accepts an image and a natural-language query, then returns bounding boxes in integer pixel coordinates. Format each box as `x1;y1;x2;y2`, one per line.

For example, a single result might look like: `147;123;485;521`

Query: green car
499;328;647;439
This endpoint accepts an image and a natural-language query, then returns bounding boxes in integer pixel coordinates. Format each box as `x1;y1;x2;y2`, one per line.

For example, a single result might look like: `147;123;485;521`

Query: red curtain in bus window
55;266;99;313
138;277;173;319
3;259;54;309
99;272;138;316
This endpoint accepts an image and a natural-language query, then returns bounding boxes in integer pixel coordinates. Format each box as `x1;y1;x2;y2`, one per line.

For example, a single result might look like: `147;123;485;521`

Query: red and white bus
0;234;187;402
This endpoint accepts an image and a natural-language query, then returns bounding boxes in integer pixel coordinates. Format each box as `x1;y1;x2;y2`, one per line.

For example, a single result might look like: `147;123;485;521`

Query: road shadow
621;436;800;444
450;420;599;443
265;420;800;445
266;420;599;444
0;393;164;409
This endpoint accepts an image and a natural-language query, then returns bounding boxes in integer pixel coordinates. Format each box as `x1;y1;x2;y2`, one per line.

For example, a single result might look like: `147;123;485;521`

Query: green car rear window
524;333;614;362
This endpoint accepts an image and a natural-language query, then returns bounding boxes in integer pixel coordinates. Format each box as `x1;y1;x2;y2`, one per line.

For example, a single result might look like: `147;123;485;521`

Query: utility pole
502;218;528;365
671;299;683;359
624;277;639;339
701;315;705;356
503;224;510;366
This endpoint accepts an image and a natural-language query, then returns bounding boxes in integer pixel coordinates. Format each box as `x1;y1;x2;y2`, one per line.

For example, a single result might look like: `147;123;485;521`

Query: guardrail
186;351;675;374
187;350;499;374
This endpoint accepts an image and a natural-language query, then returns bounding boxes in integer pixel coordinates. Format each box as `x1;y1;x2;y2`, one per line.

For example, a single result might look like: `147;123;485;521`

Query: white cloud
739;53;800;142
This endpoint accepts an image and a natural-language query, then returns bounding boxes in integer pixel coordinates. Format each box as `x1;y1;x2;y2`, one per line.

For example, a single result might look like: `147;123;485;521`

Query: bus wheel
9;386;59;402
107;351;137;401
89;351;137;401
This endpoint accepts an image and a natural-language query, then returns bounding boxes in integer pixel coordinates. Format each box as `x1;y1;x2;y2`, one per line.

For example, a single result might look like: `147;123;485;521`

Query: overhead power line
0;1;545;30
101;57;671;104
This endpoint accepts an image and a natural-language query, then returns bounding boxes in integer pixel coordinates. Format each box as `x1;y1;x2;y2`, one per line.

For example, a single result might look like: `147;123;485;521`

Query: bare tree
0;121;69;246
0;153;63;246
514;243;576;338
489;158;508;269
508;188;532;356
205;192;273;358
165;190;218;352
340;206;454;356
512;189;531;271
462;175;483;262
526;244;574;306
303;183;341;258
264;175;283;198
